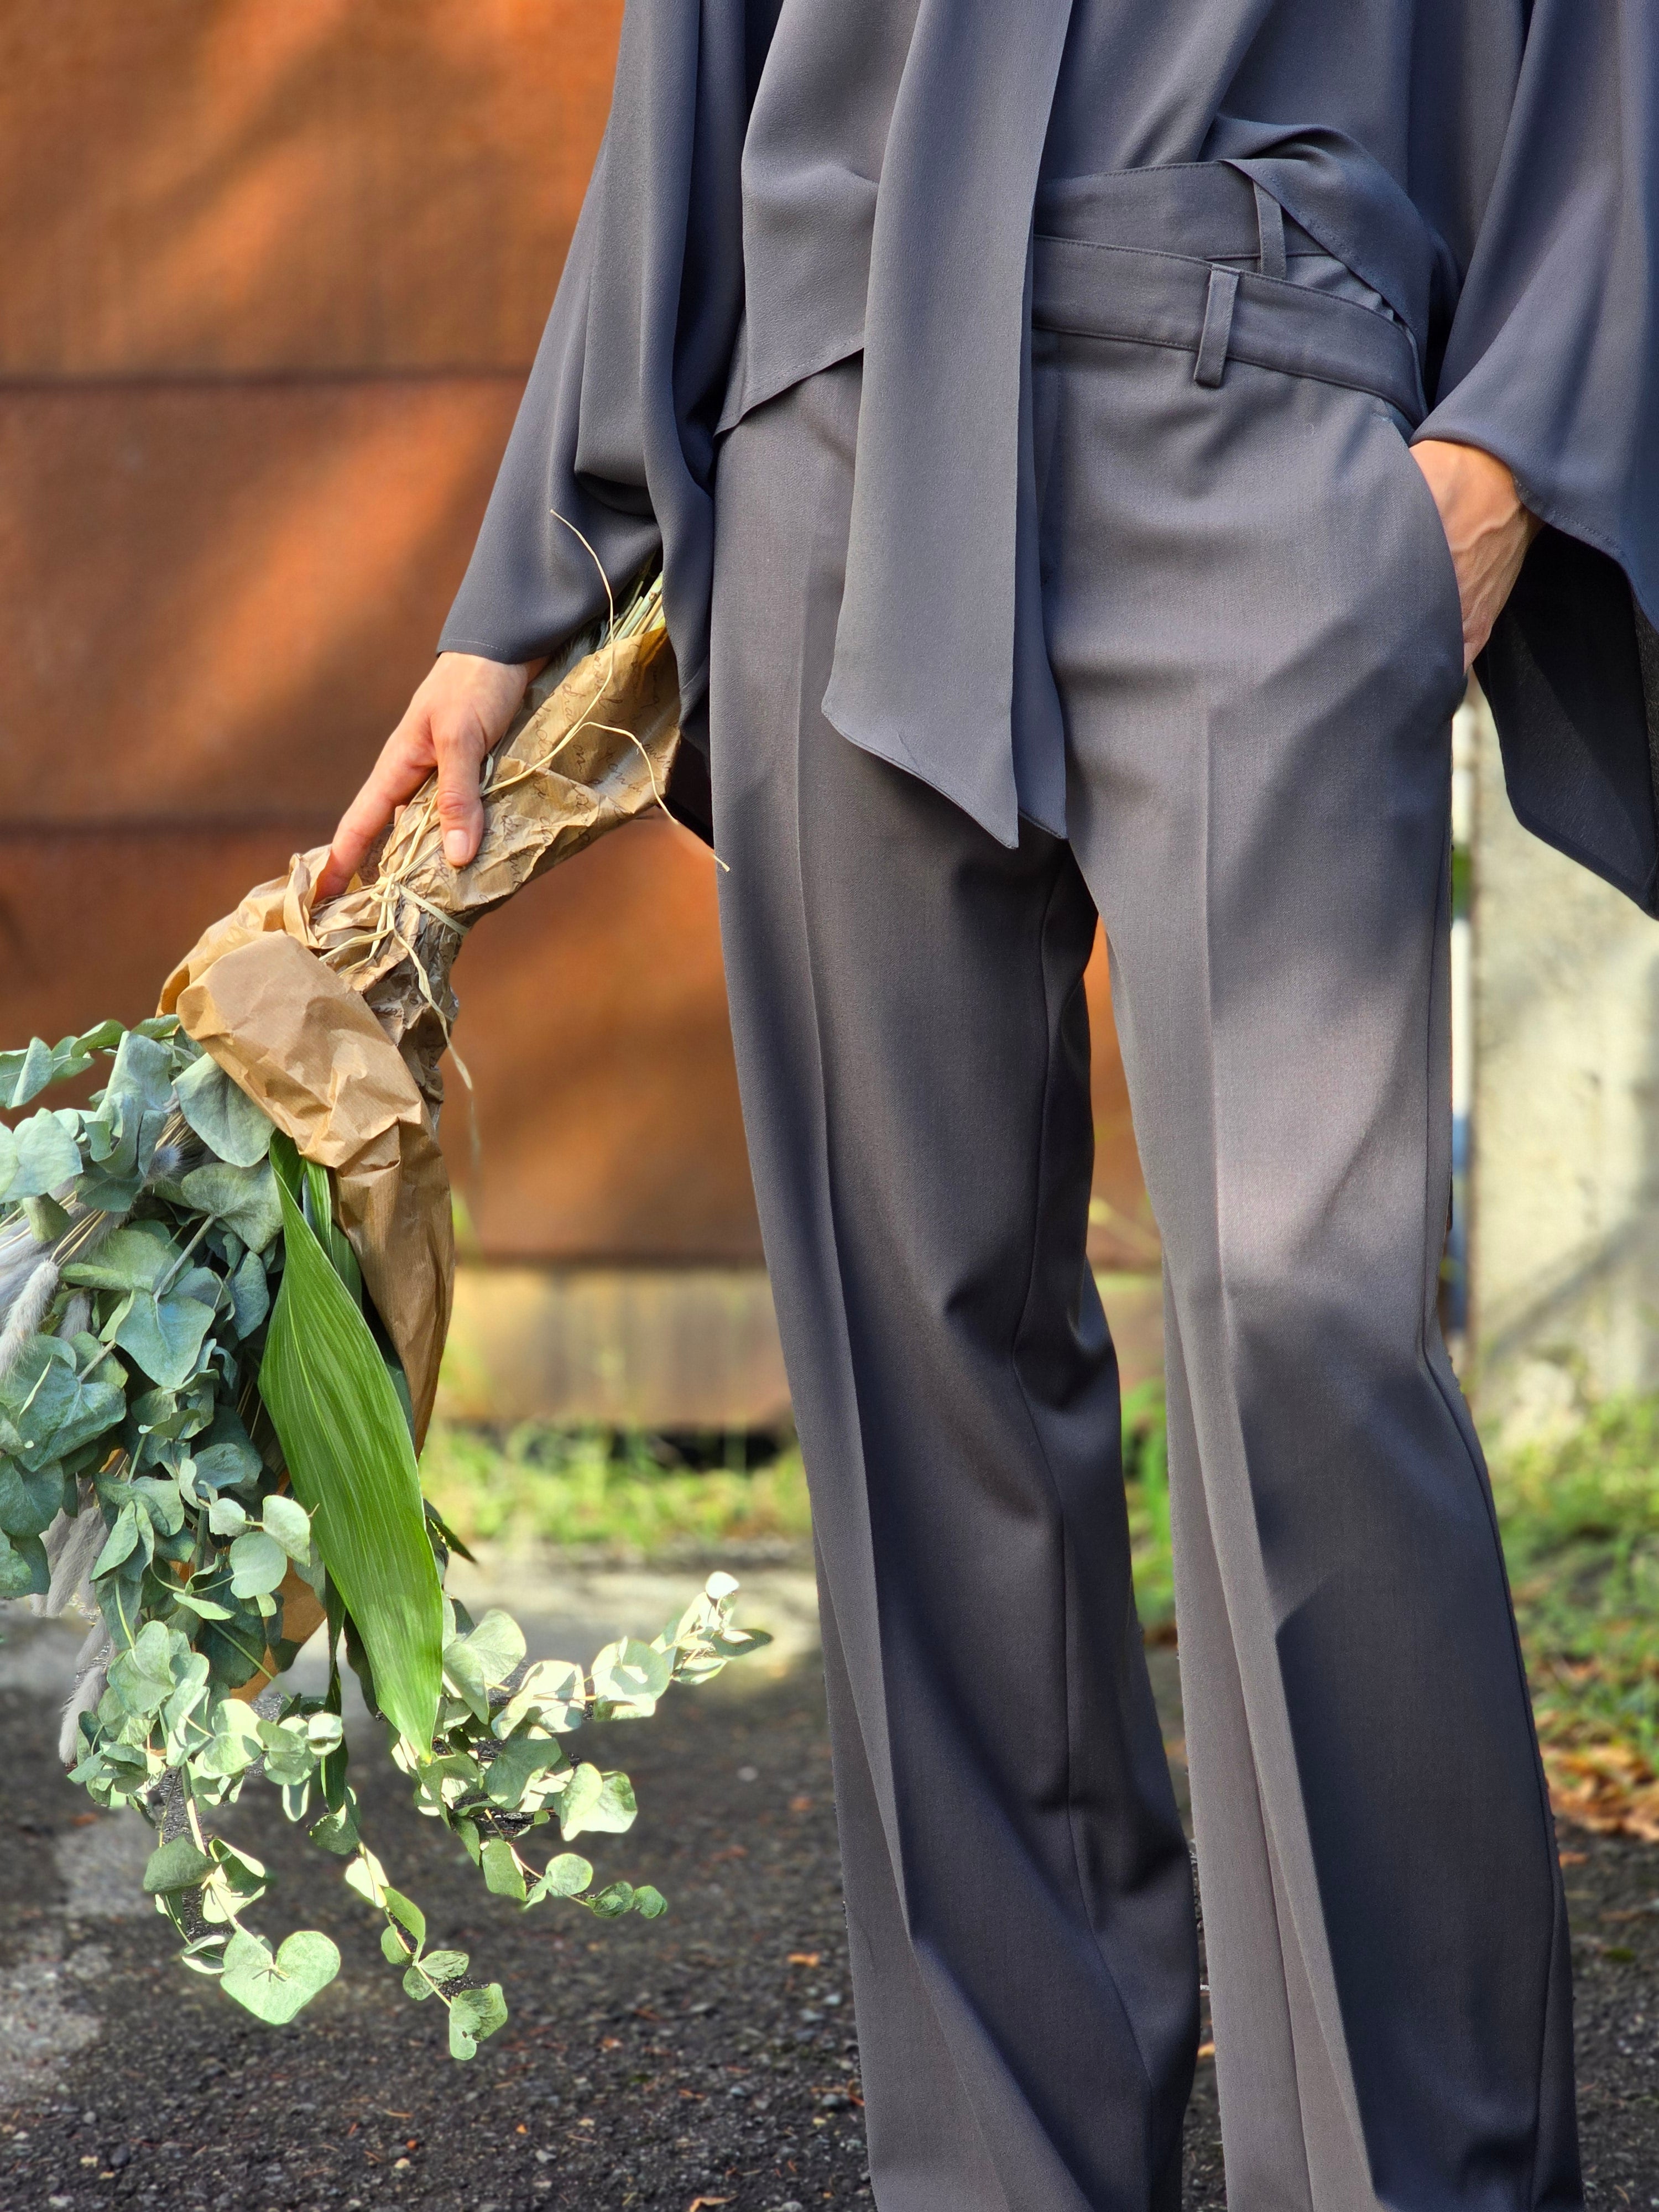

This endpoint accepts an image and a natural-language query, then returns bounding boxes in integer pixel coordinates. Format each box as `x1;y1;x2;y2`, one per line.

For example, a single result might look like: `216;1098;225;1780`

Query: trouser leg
708;358;1199;2212
1037;320;1580;2209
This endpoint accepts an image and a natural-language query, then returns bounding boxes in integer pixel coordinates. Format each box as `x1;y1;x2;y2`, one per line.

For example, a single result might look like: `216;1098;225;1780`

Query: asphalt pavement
1;1560;1656;2209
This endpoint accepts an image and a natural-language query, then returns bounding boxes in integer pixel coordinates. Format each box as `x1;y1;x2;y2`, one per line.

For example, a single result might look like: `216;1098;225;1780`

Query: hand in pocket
1408;439;1541;670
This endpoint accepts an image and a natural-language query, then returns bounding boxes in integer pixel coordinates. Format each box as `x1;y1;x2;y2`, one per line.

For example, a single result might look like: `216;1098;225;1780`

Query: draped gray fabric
440;0;1659;904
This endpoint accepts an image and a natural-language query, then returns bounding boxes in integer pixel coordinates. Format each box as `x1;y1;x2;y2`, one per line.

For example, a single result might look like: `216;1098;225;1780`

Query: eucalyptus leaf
114;1292;216;1391
181;1161;282;1254
447;1981;507;2061
219;1927;341;2025
0;1459;71;1541
259;1142;441;1752
0;1529;48;1598
143;1838;213;1895
480;1838;528;1899
228;1528;289;1599
260;1492;312;1562
0;1338;126;1473
557;1763;606;1839
527;1852;593;1903
0;1035;58;1110
227;1247;272;1338
174;1052;275;1168
483;1735;562;1808
458;1608;525;1687
6;1109;82;1199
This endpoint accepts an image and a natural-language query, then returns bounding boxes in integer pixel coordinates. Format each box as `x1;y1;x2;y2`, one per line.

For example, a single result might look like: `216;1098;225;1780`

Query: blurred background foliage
424;1385;1659;1837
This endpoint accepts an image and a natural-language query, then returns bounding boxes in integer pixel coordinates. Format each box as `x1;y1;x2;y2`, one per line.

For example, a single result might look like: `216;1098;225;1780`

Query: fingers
434;717;488;870
316;654;537;904
316;707;436;902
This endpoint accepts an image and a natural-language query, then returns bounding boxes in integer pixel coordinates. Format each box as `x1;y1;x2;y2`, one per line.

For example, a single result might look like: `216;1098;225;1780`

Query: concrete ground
1;1559;1655;2208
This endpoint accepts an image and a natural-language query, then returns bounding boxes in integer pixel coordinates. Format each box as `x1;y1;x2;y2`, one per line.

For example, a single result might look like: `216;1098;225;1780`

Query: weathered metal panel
0;0;622;376
0;0;1159;1292
0;380;524;818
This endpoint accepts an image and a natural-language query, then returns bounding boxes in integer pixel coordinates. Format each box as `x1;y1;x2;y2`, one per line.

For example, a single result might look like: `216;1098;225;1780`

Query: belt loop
1194;266;1239;388
1254;181;1287;281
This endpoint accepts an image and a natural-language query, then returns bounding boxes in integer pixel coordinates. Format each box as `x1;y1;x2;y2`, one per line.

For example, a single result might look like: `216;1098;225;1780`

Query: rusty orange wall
0;0;1155;1270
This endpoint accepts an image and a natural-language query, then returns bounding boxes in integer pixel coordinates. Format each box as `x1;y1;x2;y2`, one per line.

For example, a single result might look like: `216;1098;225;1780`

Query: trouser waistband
1032;161;1426;425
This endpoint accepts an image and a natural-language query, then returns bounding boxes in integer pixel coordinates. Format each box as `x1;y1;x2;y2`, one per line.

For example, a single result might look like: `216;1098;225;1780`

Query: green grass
419;1422;813;1560
1489;1397;1659;1794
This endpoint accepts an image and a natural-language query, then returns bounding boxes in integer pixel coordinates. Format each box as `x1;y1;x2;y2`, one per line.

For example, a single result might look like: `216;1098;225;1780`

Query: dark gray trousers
706;257;1579;2209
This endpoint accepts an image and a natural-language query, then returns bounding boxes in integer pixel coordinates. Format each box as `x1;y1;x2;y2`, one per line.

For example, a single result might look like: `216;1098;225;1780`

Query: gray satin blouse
440;0;1659;912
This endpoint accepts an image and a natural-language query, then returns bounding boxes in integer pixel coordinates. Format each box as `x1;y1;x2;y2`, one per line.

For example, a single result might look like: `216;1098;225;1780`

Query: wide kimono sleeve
1415;0;1659;912
437;0;773;806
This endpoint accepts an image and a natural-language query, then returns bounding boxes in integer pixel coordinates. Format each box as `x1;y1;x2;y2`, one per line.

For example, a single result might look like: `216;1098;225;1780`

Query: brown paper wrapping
156;601;680;1583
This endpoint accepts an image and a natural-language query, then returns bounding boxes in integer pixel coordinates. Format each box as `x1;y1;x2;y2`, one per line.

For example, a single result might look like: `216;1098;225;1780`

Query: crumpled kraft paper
174;932;453;1442
163;602;681;1692
161;619;683;1114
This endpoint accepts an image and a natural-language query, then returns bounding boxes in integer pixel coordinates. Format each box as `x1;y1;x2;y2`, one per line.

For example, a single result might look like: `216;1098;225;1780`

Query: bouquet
0;573;768;2058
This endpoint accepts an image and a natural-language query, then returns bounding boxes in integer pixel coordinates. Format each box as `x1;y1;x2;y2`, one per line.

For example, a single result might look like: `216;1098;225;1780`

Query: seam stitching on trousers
1187;680;1331;2200
1008;863;1160;2140
1416;818;1562;2204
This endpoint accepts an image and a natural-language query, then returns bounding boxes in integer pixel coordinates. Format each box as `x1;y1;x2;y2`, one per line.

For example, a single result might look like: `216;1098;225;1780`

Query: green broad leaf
259;1492;312;1562
181;1161;282;1255
113;1292;216;1392
4;1108;83;1199
0;1337;126;1473
98;1029;176;1118
343;1846;390;1908
484;1736;563;1809
383;1885;427;1948
21;1194;71;1244
381;1924;411;1964
480;1838;528;1900
632;1884;667;1919
418;1948;468;1986
526;1852;592;1903
62;1222;176;1292
174;1052;275;1168
259;1138;441;1752
0;1459;70;1541
0;1529;48;1598
227;1248;272;1338
169;1584;235;1620
442;1637;492;1725
447;1981;508;2062
560;1766;637;1840
143;1838;213;1895
228;1528;289;1599
588;1881;637;1920
0;1025;121;1112
219;1927;341;2025
92;1503;143;1579
206;1495;250;1538
557;1762;606;1839
187;1405;262;1491
0;1125;14;1197
129;1474;186;1538
494;1658;584;1740
107;1620;183;1717
591;1636;673;1709
458;1608;526;1687
402;1964;436;2001
0;1036;59;1111
309;1800;360;1855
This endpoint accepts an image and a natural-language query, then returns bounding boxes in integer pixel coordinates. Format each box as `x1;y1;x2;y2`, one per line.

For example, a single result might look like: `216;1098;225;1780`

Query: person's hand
1409;439;1542;670
316;651;545;902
